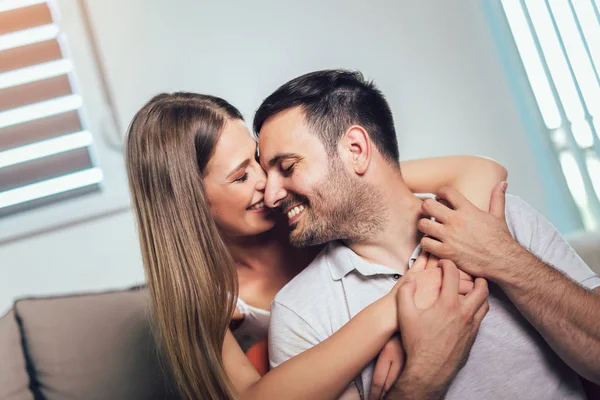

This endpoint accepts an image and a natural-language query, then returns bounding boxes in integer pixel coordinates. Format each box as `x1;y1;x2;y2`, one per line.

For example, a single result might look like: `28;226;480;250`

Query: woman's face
203;119;277;238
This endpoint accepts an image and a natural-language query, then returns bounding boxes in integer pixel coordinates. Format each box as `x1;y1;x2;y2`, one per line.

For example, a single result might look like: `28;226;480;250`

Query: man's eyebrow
226;159;250;179
268;153;299;168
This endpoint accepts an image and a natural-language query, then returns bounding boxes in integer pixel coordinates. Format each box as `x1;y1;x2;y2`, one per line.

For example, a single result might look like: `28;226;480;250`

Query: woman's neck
226;227;283;268
223;221;320;280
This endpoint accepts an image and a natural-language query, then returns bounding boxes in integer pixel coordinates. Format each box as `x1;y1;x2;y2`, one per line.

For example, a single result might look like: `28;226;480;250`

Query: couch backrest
14;287;178;400
0;309;34;400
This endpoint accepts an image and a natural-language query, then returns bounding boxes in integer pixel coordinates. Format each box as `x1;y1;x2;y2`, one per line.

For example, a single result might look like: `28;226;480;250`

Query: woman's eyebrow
226;159;250;179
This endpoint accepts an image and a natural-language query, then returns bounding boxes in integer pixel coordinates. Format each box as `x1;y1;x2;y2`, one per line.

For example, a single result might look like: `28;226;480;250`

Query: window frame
482;0;599;233
0;0;131;244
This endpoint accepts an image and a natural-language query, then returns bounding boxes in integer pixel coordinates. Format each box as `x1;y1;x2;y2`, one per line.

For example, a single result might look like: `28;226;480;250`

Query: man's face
258;106;383;247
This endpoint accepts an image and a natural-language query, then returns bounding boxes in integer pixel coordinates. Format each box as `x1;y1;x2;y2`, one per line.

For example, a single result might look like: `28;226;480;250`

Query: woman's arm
401;156;507;211
224;262;473;399
223;289;398;400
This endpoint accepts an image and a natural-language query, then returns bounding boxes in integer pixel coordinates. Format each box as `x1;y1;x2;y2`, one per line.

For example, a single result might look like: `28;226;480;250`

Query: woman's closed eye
234;172;248;183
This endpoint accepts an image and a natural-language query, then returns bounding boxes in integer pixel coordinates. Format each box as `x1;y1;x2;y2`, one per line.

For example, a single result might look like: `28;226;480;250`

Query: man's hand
407;252;474;309
370;254;474;399
390;260;489;399
417;182;520;281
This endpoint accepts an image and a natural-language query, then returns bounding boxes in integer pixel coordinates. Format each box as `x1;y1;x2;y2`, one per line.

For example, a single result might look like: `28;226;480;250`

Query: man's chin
289;231;308;248
289;227;314;248
289;227;332;248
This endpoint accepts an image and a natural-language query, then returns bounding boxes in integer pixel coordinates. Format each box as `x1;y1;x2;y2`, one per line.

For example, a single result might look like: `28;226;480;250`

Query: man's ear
341;125;371;175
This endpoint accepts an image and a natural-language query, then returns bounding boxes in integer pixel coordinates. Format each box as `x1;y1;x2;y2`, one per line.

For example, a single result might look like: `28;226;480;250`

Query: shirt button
393;274;401;280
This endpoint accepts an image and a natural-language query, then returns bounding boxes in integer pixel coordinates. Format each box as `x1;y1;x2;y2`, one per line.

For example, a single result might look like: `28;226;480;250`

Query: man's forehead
258;135;304;168
258;127;305;152
258;109;314;163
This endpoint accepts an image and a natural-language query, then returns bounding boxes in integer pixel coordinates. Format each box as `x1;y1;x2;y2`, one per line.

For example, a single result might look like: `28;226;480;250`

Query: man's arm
418;184;600;383
488;245;600;383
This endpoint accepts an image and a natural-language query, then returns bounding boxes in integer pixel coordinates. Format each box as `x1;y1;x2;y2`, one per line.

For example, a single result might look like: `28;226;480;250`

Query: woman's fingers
383;344;404;397
459;280;475;295
425;253;440;270
369;360;389;400
459;269;473;282
411;251;429;272
369;335;404;400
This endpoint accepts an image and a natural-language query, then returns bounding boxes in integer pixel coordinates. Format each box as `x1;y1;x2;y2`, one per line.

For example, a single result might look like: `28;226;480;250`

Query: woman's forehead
207;121;256;172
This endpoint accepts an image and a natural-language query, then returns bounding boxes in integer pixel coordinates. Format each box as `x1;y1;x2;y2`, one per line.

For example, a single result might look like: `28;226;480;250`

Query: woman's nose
256;176;266;192
255;167;267;192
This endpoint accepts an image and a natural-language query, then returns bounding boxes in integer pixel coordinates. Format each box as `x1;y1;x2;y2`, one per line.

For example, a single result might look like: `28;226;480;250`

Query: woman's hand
407;252;474;309
370;253;475;399
369;334;405;400
390;260;490;398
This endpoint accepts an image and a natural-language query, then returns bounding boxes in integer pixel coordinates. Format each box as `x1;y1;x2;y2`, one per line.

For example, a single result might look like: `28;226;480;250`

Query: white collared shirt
269;195;598;399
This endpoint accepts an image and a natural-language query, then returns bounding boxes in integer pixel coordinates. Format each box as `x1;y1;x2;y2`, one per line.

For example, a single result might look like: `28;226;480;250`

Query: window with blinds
0;0;102;218
499;0;600;230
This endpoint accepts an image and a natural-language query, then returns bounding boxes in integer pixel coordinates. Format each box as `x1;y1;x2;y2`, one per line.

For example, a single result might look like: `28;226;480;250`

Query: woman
125;92;506;399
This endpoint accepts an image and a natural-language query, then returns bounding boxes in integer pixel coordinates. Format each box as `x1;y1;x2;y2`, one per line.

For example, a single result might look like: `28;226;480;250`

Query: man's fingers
421;198;452;223
473;299;490;328
420;237;446;258
439;259;460;303
437;186;471;211
463;277;490;314
490;181;507;220
418;218;446;241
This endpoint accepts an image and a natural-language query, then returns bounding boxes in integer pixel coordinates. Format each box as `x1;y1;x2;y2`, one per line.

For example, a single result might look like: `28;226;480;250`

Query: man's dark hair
253;69;400;164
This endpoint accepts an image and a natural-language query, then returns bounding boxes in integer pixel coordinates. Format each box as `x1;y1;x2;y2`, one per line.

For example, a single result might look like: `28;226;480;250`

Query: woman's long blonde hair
125;92;241;399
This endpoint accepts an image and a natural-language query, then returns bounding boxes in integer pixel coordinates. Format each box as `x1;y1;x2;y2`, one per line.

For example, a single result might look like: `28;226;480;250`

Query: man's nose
264;176;287;209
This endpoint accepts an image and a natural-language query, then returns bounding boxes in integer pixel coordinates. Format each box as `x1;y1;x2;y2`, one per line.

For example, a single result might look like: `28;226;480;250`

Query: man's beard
283;158;387;247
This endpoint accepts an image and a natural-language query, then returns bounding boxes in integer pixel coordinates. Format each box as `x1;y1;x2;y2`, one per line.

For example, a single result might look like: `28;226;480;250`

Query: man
255;69;600;399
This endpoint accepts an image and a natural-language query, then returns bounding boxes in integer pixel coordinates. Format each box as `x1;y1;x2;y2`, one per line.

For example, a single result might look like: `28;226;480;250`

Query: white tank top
233;297;271;351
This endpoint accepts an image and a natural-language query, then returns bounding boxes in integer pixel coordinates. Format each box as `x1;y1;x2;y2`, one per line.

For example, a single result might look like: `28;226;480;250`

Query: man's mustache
278;193;310;213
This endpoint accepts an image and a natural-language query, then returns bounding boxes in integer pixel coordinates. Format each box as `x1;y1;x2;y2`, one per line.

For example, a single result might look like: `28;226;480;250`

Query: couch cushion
0;310;34;400
14;288;178;400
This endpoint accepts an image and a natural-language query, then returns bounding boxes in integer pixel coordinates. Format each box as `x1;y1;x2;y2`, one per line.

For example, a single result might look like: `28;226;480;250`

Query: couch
0;287;177;400
1;232;599;400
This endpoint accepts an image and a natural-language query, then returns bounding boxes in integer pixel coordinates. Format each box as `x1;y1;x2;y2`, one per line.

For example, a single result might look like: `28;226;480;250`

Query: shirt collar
326;193;434;281
327;241;424;281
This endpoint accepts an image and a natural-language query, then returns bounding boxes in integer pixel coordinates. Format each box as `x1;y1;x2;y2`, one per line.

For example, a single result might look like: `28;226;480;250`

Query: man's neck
346;174;424;274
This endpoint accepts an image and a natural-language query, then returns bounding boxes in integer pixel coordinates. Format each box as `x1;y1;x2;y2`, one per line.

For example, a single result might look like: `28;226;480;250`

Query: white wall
1;0;555;312
84;0;548;206
0;211;144;313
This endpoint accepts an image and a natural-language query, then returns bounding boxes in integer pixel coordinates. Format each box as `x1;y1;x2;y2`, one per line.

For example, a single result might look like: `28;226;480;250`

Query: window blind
0;0;102;217
501;0;600;230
